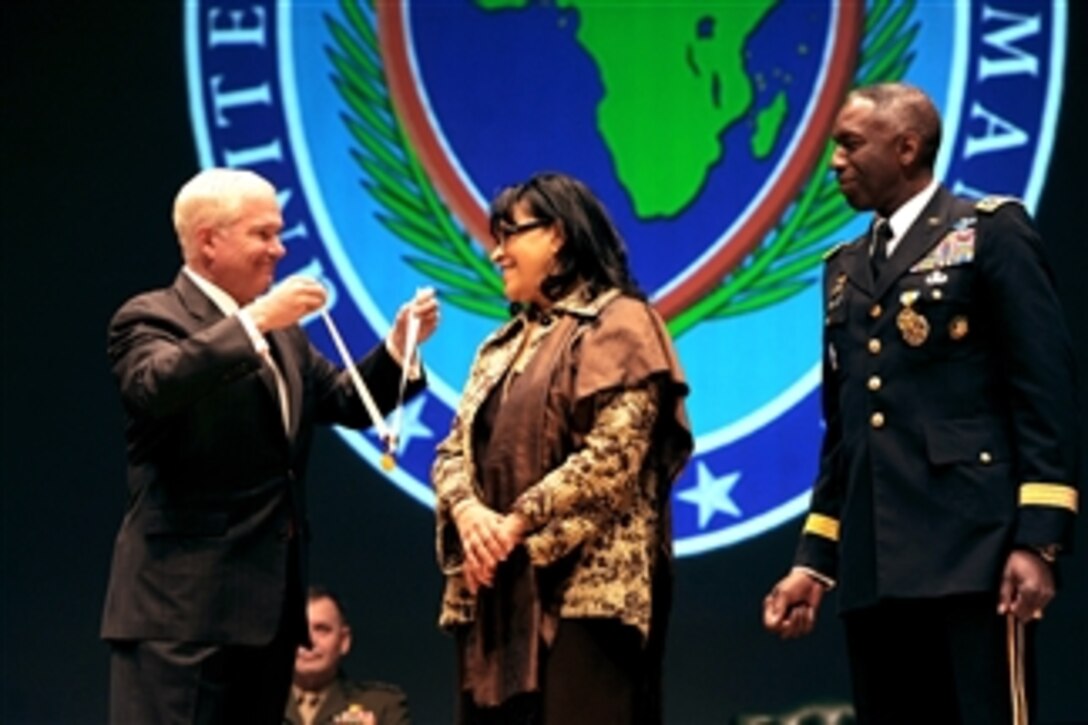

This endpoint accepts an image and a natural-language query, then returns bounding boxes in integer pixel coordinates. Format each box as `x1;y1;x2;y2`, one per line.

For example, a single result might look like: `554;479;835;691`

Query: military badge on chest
911;217;976;274
827;272;847;312
896;289;930;346
896;215;979;347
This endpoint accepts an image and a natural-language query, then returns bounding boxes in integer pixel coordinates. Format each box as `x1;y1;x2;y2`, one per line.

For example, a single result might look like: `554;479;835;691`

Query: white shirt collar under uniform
882;178;940;259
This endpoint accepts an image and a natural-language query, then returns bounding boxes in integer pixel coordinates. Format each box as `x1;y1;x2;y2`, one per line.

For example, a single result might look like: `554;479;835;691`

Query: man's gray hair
173;168;277;260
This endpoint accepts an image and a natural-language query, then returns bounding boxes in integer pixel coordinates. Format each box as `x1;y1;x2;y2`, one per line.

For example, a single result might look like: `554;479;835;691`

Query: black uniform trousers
843;593;1036;725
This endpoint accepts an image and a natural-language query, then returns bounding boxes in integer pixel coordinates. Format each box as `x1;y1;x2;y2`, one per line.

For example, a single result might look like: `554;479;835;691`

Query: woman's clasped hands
453;501;528;594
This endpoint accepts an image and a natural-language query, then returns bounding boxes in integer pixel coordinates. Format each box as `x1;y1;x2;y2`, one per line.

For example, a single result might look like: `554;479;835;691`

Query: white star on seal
676;462;742;529
373;396;433;454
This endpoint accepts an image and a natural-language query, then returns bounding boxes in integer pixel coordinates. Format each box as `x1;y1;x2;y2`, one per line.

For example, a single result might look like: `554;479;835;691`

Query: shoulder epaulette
975;195;1022;214
823;243;846;261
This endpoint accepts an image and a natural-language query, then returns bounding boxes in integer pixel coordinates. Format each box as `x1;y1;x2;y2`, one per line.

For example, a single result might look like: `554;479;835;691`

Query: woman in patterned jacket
432;172;693;725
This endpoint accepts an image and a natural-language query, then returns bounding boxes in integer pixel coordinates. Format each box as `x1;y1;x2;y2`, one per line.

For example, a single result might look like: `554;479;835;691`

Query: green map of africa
478;0;785;218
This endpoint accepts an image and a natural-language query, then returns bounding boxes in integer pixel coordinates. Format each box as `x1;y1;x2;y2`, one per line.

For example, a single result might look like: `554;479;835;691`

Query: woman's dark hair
488;172;643;306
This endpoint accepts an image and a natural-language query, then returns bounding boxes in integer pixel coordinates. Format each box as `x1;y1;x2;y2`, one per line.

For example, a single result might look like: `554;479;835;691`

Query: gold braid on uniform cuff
802;513;840;542
1018;483;1078;512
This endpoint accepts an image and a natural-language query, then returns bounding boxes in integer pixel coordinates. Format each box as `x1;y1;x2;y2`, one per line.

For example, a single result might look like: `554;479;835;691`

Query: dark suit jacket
283;672;411;725
101;272;423;644
795;186;1079;612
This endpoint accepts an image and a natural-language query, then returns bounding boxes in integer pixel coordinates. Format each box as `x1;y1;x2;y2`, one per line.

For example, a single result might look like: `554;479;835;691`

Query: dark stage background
2;3;1085;723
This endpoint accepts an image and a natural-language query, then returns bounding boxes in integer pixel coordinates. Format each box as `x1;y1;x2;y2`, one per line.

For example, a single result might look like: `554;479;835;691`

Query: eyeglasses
494;219;549;244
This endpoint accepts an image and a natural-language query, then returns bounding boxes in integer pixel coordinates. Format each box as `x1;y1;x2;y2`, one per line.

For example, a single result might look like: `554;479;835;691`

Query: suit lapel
175;271;294;439
872;186;955;301
173;271;223;324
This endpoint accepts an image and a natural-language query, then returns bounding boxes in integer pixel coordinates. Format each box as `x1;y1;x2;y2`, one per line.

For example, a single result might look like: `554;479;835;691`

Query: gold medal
897;290;929;347
897;308;930;346
380;452;396;471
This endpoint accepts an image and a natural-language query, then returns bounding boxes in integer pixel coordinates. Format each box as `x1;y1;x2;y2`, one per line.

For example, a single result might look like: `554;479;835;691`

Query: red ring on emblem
379;3;862;320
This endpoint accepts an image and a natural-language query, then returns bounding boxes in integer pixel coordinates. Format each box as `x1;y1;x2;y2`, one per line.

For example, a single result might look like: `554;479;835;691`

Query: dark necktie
261;335;290;433
870;218;894;281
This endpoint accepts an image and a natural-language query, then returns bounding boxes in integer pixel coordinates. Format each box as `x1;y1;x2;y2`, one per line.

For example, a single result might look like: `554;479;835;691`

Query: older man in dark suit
102;168;438;724
763;84;1079;723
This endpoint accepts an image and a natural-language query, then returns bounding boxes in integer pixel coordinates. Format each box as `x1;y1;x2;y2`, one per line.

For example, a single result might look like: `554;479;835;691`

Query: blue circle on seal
185;0;1065;555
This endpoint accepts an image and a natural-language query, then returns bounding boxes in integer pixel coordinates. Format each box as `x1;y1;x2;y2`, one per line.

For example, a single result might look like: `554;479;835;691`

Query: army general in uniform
763;83;1079;724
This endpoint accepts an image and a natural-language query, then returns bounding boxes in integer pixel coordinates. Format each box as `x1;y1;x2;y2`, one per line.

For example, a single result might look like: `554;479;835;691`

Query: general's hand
998;549;1055;623
389;287;440;358
763;569;826;639
246;276;327;332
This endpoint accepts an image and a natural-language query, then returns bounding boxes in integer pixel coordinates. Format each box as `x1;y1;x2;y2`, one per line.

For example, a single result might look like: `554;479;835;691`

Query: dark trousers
456;618;664;725
843;594;1036;725
108;548;303;724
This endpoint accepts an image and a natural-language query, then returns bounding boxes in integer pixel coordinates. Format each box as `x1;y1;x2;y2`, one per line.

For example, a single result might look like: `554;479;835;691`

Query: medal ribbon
320;307;392;445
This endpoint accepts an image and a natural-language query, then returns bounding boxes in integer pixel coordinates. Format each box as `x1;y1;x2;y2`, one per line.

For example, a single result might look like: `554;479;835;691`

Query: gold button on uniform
867;375;882;391
870;304;882;318
871;412;885;428
949;315;969;341
868;338;882;354
979;451;993;464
